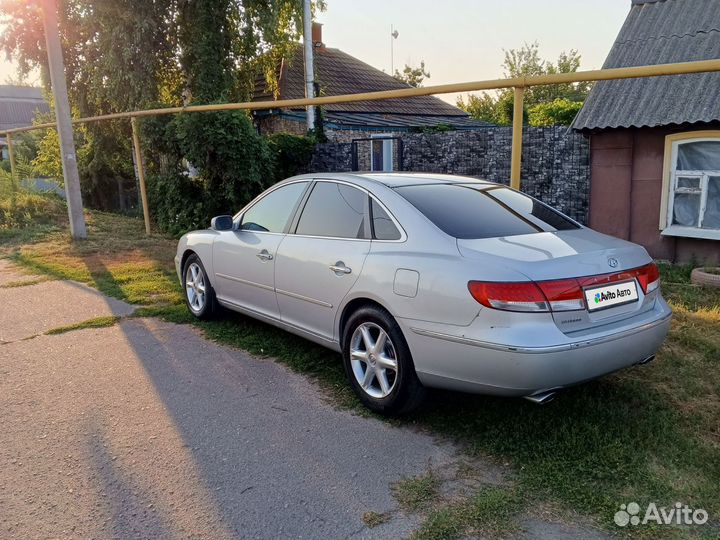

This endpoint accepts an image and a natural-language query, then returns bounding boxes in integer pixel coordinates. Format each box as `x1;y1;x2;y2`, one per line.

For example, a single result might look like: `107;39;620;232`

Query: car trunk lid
458;228;657;333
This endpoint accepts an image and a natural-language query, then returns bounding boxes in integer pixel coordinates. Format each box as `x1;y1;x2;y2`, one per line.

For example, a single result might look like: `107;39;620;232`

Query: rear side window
241;182;309;233
296;182;368;238
394;184;578;239
371;200;401;240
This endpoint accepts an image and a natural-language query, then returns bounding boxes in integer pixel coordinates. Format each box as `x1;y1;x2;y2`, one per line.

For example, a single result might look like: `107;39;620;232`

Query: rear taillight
642;262;660;293
468;281;548;312
537;279;585;311
469;262;660;313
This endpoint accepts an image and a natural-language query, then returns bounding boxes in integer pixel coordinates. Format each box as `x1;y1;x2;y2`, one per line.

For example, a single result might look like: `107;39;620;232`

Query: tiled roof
0;85;50;131
572;0;720;131
275;110;491;131
253;45;475;119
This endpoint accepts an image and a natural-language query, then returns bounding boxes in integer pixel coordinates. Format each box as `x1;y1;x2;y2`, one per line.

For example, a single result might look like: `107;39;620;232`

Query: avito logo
594;290;616;304
594;287;633;305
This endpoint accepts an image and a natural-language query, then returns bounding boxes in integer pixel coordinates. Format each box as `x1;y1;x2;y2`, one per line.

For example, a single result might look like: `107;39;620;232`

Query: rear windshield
394;183;579;239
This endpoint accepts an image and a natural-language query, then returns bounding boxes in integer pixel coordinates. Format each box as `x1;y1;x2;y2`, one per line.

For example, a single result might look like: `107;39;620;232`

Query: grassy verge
45;315;121;335
415;486;522;540
392;472;441;513
4;211;719;539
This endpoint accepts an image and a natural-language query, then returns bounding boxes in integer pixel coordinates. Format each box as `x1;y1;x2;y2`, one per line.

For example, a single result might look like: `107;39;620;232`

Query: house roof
572;0;720;131
253;45;491;128
0;85;50;132
273;109;492;132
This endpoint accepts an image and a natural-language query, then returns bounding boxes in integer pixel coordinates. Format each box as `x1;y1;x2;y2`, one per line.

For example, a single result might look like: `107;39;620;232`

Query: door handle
257;250;273;261
329;262;352;275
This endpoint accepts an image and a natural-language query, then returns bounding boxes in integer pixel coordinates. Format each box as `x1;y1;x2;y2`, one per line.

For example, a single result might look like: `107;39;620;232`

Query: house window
661;133;720;240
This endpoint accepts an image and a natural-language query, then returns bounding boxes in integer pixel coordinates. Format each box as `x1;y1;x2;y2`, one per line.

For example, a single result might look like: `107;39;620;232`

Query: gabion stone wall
309;141;353;173
309;126;590;224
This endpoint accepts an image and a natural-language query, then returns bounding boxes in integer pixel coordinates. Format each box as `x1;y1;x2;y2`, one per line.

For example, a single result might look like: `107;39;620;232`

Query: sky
0;0;631;103
315;0;630;104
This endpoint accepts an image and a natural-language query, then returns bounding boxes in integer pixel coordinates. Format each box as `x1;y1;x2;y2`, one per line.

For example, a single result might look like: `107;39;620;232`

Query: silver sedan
175;173;672;414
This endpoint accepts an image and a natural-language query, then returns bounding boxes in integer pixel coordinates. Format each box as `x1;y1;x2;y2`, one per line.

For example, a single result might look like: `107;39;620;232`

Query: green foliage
393;60;430;88
30;114;133;209
457;91;518;126
502;42;590;104
414;487;522;540
0;187;66;230
0;155;65;230
178;0;236;103
456;93;500;125
0;0;324;216
32;128;64;182
175;109;270;208
392;472;440;512
142;112;316;235
457;42;589;125
267;132;316;179
11;131;40;164
528;98;583;126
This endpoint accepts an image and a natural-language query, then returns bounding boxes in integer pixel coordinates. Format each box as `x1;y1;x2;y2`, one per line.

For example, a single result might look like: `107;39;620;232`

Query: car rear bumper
401;298;672;397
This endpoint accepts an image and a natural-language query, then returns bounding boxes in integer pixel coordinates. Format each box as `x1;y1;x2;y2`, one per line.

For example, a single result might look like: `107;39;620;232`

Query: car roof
298;172;495;188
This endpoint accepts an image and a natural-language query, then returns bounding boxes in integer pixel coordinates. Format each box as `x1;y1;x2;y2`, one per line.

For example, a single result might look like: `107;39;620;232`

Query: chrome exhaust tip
638;355;655;365
524;390;558;405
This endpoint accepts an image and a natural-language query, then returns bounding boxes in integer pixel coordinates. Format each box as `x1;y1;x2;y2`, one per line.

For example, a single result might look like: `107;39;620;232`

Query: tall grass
0;160;66;230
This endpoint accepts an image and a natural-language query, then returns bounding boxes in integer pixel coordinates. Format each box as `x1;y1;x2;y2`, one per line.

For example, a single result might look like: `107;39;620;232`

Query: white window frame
660;132;720;241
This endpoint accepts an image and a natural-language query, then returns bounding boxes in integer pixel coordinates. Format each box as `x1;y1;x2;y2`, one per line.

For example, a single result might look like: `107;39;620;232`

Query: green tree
140;0;323;233
457;42;590;125
528;98;583;127
456;91;516;125
393;61;430;88
0;0;322;215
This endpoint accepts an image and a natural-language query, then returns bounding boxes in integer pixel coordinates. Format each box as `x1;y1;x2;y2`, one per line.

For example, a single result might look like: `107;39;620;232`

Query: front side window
668;139;720;231
240;182;308;233
295;182;368;239
394;183;578;239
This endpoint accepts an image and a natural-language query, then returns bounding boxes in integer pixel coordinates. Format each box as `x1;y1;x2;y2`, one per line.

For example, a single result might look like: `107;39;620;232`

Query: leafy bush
141;109;316;235
266;132;316;180
528;98;583;126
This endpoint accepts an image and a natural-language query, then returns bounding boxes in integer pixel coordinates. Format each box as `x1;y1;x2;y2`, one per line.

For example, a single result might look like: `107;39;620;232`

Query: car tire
342;305;426;415
183;254;217;319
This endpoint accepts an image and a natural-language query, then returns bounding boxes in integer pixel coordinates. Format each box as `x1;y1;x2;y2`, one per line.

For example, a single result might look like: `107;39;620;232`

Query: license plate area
584;279;639;312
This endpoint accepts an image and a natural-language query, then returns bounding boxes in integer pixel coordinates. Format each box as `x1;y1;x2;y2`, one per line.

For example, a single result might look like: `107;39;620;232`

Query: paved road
0;263;616;540
0;266;457;539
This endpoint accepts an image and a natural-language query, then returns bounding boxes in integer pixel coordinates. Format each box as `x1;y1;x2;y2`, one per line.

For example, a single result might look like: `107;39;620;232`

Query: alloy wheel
349;322;398;398
186;262;207;313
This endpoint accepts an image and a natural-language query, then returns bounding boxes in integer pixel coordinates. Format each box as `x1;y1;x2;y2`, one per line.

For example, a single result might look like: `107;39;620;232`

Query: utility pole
302;0;315;131
41;0;87;239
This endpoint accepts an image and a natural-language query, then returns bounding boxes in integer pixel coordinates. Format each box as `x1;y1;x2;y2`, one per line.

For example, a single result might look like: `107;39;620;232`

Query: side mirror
210;215;234;231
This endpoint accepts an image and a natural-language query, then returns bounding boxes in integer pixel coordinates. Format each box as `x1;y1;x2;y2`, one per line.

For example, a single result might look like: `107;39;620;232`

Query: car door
212;181;310;320
274;181;371;341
